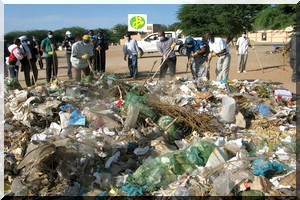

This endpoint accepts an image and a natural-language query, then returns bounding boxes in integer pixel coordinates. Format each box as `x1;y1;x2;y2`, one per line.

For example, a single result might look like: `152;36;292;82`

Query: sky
4;4;181;33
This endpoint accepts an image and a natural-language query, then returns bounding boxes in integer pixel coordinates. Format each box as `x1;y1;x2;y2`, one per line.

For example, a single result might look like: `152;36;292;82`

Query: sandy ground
18;44;297;94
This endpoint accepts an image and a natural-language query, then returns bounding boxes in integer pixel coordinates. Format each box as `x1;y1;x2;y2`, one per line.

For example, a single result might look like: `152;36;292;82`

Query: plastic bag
124;91;155;119
128;140;216;190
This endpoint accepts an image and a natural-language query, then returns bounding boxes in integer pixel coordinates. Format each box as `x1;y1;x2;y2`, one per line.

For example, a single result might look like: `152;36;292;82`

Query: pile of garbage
4;73;297;197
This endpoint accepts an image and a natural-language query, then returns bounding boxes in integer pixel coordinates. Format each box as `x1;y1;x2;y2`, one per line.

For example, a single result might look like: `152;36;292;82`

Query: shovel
87;58;96;77
143;60;158;85
150;46;174;80
253;47;264;73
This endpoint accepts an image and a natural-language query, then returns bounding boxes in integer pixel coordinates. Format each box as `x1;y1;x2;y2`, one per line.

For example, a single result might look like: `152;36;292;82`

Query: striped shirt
156;37;179;58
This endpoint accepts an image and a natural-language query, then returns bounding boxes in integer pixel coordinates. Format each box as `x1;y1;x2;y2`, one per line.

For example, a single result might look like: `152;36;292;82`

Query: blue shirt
186;40;206;55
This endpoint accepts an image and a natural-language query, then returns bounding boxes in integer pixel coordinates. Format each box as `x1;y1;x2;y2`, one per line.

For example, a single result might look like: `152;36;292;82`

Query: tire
138;48;143;58
179;46;187;56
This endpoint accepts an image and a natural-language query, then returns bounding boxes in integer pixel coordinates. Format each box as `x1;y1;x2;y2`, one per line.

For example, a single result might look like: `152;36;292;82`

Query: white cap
66;31;72;35
19;35;27;41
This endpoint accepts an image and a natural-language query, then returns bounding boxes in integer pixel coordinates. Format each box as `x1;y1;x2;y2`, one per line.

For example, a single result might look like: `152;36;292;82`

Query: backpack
8;47;18;64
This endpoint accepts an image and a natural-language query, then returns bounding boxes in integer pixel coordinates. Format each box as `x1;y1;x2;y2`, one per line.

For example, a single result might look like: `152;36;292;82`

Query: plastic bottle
122;103;140;132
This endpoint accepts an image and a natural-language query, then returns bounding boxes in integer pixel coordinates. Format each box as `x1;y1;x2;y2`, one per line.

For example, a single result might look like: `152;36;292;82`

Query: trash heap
4;74;297;197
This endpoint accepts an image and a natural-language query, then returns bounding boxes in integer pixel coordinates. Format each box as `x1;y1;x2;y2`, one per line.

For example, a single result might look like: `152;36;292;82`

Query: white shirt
71;41;94;68
236;36;251;54
123;39;140;57
208;37;229;54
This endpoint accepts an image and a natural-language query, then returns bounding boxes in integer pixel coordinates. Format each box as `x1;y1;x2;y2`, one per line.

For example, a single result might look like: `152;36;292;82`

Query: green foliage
110;24;128;44
253;5;296;30
176;4;267;43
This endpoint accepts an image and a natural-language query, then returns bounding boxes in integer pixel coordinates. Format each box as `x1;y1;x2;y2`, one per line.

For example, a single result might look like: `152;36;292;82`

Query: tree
253;5;296;30
110;24;128;44
176;4;267;43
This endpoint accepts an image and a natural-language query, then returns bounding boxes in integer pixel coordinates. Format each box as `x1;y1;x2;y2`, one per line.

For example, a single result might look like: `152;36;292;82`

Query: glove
81;54;89;60
192;52;198;57
171;42;176;49
51;44;55;51
208;52;216;59
47;51;54;55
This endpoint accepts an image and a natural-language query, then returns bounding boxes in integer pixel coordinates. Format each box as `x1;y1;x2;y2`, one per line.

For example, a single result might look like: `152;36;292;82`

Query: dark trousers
8;64;18;78
24;60;38;86
128;55;138;78
290;58;300;80
45;55;58;82
66;53;72;79
100;50;106;72
159;57;177;79
21;59;38;87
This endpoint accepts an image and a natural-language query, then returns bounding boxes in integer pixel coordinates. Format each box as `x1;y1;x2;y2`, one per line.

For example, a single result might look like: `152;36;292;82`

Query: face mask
242;34;246;38
159;36;164;41
48;35;53;38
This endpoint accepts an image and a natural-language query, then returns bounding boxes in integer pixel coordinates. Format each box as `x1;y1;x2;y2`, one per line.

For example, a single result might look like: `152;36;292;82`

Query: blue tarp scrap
252;159;287;177
256;104;272;117
60;103;86;125
121;184;147;196
60;103;77;112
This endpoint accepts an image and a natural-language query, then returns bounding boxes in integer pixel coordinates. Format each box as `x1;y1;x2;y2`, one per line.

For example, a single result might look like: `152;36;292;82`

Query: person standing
96;31;109;73
71;35;94;82
32;35;44;70
184;37;209;81
236;31;253;73
19;35;38;87
61;31;75;79
156;31;182;79
283;31;300;82
6;38;24;79
205;31;231;82
41;30;58;82
88;30;99;71
123;32;140;79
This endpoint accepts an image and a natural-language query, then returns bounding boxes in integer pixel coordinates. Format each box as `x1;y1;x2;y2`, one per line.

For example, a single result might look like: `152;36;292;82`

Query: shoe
133;76;138;80
237;71;241;73
243;71;247;73
126;75;133;78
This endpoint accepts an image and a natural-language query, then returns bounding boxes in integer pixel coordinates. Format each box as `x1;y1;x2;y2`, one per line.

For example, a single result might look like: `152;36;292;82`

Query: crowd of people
4;28;299;88
4;29;110;85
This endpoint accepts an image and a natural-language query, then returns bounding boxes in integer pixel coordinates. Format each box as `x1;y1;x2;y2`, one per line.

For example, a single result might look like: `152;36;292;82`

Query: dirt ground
18;44;297;94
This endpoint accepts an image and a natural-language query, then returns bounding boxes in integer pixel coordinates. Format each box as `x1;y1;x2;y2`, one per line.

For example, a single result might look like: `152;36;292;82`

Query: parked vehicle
137;31;202;57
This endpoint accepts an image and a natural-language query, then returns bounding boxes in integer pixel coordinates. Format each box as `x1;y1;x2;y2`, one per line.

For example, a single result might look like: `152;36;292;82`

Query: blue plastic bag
252;159;286;177
256;104;272;117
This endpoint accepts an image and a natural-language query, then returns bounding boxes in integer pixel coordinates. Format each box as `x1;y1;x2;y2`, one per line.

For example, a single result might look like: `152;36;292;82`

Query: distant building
248;26;293;43
146;24;162;34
